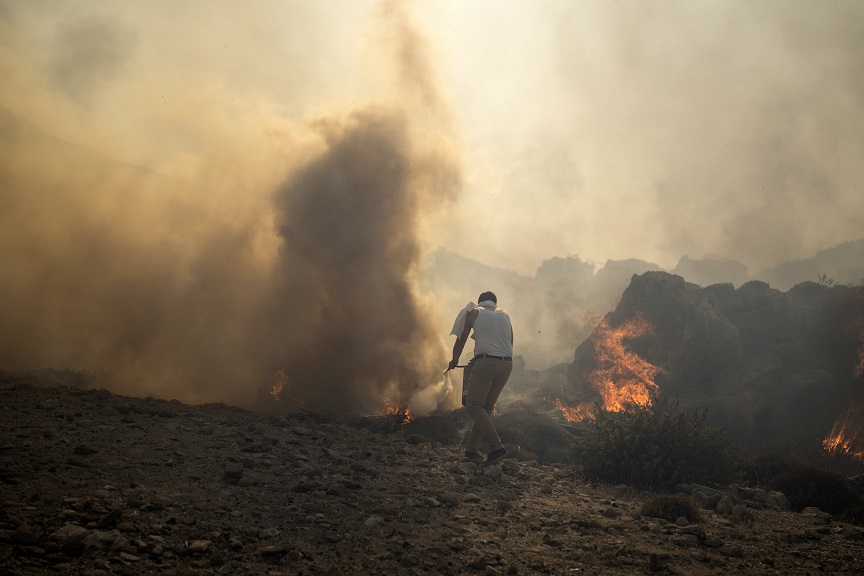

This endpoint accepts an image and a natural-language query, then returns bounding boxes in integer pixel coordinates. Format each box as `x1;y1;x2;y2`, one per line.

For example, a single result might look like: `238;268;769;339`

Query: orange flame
588;314;661;412
383;398;414;424
822;404;864;462
271;369;289;402
549;398;595;423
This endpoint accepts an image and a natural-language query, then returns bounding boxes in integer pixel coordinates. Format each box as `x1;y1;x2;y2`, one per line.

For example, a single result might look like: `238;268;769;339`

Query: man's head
478;291;497;304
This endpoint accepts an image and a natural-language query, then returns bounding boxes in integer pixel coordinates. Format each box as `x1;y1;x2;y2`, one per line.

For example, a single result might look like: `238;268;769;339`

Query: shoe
462;451;483;462
485;448;508;465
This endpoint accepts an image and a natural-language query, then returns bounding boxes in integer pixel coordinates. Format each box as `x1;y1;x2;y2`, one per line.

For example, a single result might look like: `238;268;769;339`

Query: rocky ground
1;372;863;575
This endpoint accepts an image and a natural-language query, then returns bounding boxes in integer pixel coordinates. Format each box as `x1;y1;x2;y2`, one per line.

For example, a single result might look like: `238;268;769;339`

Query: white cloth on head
451;300;498;337
450;301;476;337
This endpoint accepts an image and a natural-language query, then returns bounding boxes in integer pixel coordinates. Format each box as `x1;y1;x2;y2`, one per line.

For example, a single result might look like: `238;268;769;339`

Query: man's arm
449;309;479;370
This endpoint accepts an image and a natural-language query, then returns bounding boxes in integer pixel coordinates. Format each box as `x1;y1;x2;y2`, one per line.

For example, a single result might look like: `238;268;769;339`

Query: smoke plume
0;1;460;411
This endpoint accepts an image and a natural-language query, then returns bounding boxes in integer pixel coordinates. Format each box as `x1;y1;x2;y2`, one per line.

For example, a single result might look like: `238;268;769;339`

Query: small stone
716;496;735;515
672;534;700;547
118;552;140;561
258;543;290;555
589;518;611;531
98;509;123;528
364;515;384;528
483;466;503;480
681;525;706;539
50;524;90;543
187;539;211;553
224;462;244;480
439;492;461;506
730;505;754;523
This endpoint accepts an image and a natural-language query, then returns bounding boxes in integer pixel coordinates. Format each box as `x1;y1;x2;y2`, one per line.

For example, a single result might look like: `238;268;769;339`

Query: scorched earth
1;372;863;575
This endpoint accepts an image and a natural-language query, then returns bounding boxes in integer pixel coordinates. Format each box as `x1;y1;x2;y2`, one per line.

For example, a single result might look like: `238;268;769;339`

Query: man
449;291;514;464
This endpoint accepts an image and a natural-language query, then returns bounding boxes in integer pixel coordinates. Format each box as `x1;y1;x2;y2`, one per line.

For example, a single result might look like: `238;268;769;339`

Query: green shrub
573;399;736;490
768;462;860;515
640;494;702;523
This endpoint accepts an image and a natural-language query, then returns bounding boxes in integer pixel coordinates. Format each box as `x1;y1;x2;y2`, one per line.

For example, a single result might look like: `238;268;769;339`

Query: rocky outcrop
568;271;863;451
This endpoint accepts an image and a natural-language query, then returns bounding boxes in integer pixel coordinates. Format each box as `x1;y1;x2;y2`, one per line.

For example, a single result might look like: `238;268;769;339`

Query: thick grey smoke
0;1;460;410
268;108;459;412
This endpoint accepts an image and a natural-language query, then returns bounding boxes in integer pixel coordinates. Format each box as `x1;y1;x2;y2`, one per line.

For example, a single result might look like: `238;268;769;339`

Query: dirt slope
1;375;863;575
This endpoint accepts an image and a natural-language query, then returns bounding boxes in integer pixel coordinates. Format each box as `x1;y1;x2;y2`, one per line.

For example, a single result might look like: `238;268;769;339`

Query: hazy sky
2;0;863;404
424;0;864;273
3;1;862;272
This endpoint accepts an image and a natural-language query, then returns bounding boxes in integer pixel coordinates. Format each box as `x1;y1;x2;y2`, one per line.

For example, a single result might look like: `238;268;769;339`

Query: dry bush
768;462;861;516
640;494;702;523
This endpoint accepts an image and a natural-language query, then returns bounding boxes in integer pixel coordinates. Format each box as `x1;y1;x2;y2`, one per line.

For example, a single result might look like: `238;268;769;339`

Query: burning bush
640;494;702;523
573;399;736;489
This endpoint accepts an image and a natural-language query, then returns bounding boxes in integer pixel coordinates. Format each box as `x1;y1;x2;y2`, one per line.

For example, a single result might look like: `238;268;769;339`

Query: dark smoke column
270;108;458;413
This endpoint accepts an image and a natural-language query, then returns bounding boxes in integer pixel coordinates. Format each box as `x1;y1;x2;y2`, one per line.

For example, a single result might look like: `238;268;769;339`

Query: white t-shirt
472;307;513;357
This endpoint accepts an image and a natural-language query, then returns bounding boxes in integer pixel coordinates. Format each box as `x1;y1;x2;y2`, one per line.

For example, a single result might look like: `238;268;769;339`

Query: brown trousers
465;357;512;453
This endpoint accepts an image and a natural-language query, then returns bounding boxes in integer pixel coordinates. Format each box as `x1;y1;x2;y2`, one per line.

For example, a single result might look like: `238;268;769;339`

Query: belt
474;354;512;361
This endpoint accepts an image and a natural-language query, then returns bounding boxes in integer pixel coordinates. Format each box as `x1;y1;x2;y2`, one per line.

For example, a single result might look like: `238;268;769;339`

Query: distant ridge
754;239;864;291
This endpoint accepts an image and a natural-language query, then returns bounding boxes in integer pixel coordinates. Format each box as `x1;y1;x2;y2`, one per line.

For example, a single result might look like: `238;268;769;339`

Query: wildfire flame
271;369;289;402
548;314;662;423
822;404;864;463
588;314;662;412
549;398;595;423
383;398;415;424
